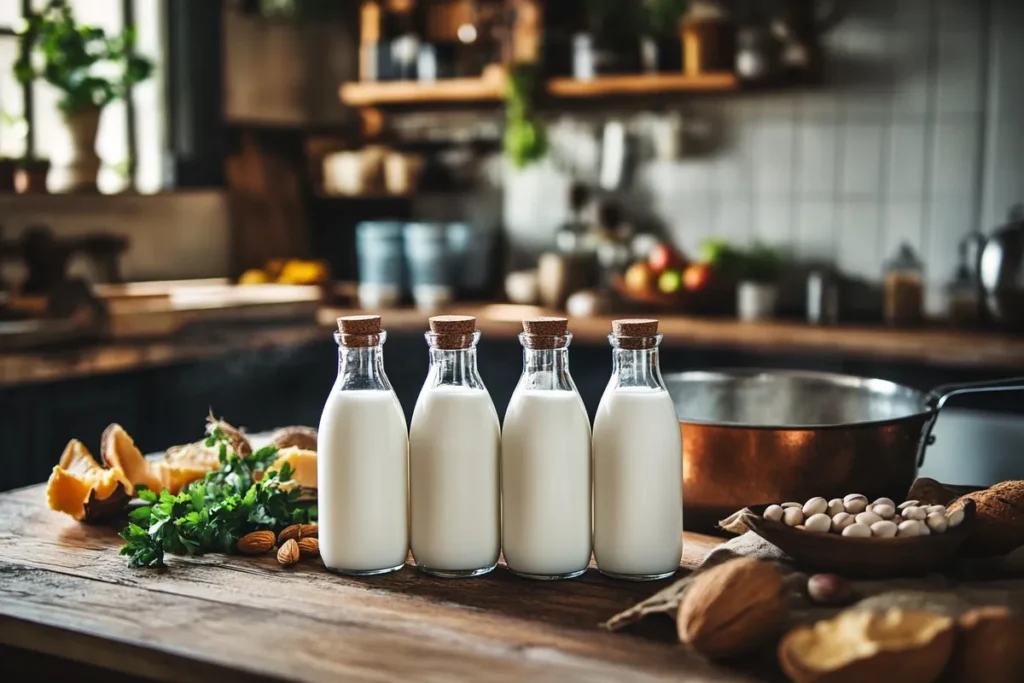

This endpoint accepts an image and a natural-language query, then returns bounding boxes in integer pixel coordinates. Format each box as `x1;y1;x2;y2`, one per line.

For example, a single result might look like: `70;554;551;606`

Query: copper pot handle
916;376;1024;467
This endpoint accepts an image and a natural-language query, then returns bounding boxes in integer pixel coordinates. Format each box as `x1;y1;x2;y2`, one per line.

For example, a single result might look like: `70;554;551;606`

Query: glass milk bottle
593;319;682;580
318;315;409;575
409;315;501;577
501;317;592;580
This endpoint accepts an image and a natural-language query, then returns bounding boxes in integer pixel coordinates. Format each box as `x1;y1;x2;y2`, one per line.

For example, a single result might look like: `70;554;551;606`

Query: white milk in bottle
318;315;409;575
593;318;682;580
409;316;501;577
501;318;592;579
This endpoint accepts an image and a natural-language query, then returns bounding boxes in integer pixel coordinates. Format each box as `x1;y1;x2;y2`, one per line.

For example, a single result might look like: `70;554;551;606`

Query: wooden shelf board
546;72;739;98
340;76;506;106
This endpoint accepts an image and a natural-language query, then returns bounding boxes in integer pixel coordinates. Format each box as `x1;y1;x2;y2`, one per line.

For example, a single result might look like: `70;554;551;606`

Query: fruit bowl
610;274;688;310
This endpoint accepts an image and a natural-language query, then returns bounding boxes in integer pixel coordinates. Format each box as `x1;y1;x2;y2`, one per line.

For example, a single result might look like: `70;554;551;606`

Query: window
0;0;166;194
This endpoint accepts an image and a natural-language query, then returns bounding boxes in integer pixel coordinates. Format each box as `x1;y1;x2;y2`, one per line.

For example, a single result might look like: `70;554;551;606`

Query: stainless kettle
965;205;1024;326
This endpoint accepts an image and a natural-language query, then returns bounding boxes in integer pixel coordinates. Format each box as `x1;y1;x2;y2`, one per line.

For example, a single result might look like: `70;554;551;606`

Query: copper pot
665;370;1024;532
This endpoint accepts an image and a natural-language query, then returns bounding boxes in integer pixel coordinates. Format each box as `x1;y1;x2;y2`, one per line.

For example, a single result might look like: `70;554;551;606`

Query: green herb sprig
119;426;316;569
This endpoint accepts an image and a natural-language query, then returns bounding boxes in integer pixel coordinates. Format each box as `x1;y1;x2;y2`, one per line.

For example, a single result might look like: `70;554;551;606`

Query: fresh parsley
119;426;316;569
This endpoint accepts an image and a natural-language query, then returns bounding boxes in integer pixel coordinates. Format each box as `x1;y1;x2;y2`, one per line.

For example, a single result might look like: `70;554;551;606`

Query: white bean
781;502;803;509
831;512;855;533
783;507;805;527
871;497;895;509
842;523;872;538
946;507;965;528
843;494;868;514
805;513;832;533
803;497;828;517
873;504;896;520
764;504;785;522
897;520;923;537
902;506;927;521
871;520;898;538
827;498;845;516
855;511;883;526
927;505;947;515
898;500;920;510
919;524;931;536
926;512;949;533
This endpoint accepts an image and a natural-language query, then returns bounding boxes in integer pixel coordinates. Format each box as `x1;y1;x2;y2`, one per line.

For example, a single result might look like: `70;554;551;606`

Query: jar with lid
501;317;592;580
408;315;501;578
946;241;981;327
318;315;409;576
592;319;682;581
883;243;925;326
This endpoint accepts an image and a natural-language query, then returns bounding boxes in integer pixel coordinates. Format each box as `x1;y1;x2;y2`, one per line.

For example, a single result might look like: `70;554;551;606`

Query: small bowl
739;500;976;578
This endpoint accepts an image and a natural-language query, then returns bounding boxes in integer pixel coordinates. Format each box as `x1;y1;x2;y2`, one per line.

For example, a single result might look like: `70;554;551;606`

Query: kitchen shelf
339;74;507;107
546;72;739;98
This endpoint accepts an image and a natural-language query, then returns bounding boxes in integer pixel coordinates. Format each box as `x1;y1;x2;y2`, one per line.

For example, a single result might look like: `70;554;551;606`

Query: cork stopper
336;315;382;347
521;317;569;350
428;315;477;350
612;318;659;349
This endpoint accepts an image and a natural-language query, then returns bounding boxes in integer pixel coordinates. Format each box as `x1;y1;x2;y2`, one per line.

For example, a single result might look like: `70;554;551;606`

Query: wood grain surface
0;485;756;683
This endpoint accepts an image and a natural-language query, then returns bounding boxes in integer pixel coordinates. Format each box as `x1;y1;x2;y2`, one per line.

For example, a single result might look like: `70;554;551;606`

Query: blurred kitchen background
1;0;1023;492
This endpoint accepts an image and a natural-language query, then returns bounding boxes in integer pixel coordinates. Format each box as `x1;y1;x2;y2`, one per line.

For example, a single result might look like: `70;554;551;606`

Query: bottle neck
426;346;485;390
519;346;575;392
337;344;392;391
610;343;665;390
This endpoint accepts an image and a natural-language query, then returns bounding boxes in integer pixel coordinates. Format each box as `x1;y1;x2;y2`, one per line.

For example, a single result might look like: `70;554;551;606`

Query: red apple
648;243;681;274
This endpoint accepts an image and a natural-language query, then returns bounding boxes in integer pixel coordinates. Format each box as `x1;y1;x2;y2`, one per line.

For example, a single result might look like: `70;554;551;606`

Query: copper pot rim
666;368;935;431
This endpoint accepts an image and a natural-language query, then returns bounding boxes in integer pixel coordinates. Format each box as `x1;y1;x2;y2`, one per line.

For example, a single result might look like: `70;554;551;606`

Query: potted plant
736;244;783;322
505;63;547;168
645;0;688;72
14;156;52;194
13;1;153;193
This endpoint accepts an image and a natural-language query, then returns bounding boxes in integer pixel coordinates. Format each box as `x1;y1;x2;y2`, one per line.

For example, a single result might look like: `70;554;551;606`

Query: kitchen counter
319;305;1024;371
4;303;1023;389
0;484;745;683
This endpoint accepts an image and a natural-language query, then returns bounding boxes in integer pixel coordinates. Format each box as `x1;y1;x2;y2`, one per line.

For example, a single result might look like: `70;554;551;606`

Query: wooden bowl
740;501;976;578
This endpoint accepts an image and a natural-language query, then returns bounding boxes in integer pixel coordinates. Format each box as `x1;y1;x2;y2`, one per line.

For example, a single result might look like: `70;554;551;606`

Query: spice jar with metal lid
883;243;925;327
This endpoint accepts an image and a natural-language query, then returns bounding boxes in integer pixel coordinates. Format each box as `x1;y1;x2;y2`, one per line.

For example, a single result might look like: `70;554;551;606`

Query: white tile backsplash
501;0;1017;311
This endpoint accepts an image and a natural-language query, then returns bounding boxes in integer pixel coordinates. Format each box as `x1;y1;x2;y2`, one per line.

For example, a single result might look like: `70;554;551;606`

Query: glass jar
883;243;925;327
409;315;500;578
592;319;682;580
318;315;409;576
500;317;592;580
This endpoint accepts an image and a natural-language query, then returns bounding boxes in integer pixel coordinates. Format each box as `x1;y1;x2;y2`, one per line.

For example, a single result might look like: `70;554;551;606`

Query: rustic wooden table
0;484;766;683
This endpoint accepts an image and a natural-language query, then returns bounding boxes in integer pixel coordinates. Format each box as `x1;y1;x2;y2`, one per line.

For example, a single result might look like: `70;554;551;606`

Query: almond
279;523;318;543
297;537;319;559
277;538;300;567
237;530;276;555
677;557;788;659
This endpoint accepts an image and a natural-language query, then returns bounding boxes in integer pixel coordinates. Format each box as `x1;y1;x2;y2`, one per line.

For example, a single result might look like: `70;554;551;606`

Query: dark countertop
3;303;1023;388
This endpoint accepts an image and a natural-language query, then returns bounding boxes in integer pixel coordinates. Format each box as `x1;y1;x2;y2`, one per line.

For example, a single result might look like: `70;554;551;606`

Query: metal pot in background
964;204;1024;327
665;370;1024;532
